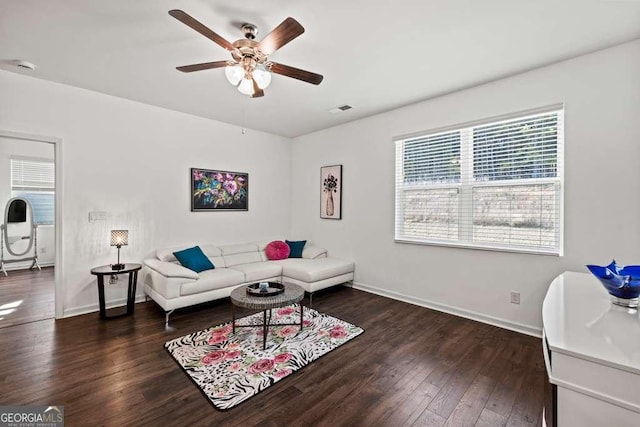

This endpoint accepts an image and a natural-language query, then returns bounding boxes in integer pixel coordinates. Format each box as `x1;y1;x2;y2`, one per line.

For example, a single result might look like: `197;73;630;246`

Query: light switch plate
89;211;107;222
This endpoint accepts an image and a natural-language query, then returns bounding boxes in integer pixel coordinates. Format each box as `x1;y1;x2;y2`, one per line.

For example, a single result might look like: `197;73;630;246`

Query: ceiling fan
169;9;323;98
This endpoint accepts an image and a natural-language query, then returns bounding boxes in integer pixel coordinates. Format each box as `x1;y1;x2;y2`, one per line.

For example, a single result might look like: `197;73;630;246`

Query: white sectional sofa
142;241;354;324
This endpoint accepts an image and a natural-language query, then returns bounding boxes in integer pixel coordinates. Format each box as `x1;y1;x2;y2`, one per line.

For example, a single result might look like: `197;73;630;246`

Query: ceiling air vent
328;104;353;114
12;60;36;70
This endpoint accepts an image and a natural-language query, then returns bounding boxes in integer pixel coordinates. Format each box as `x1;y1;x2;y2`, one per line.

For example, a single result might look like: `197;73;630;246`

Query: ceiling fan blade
252;78;264;98
257;17;305;55
268;62;323;85
169;9;234;51
176;61;230;73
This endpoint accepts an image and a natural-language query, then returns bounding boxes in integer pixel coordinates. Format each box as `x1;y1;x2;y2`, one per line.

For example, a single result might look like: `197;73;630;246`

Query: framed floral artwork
191;168;248;211
321;165;342;219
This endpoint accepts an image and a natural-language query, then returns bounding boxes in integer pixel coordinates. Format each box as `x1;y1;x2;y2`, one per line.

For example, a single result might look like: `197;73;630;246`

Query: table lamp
110;230;128;270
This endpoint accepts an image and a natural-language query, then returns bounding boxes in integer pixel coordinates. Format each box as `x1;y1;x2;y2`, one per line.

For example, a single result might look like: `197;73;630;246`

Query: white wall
0;136;56;267
1;40;638;330
291;40;640;334
0;71;292;316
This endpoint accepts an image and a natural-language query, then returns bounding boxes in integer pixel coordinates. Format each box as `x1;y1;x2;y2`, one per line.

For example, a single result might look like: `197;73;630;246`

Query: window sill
394;238;561;256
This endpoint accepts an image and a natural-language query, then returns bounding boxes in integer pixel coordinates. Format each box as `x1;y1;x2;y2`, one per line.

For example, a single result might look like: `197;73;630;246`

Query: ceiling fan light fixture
253;66;271;90
237;77;255;96
225;65;244;86
170;11;323;98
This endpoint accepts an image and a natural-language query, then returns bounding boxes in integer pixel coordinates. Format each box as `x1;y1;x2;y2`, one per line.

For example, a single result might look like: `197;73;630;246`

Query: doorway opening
0;131;61;328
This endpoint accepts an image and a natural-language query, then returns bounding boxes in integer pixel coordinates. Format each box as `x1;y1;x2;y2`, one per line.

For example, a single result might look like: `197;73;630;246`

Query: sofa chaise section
275;257;355;304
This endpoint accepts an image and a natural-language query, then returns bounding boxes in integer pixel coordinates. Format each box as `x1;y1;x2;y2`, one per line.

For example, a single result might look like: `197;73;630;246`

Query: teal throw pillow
173;246;215;273
285;240;307;258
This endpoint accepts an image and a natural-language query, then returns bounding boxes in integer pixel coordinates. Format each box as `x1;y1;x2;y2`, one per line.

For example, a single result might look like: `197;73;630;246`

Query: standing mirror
1;197;41;276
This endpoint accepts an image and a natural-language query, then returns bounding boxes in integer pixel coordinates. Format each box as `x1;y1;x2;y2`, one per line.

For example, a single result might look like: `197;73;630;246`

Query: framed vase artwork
320;165;342;219
191;168;249;211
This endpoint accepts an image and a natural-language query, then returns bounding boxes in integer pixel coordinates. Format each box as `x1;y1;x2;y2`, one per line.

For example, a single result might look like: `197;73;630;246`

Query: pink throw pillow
265;240;290;260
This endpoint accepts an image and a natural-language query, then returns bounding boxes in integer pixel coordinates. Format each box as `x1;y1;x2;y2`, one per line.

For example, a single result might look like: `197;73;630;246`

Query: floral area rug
164;304;364;410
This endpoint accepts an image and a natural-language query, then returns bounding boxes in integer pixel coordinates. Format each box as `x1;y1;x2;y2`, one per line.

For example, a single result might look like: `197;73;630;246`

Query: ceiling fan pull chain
241;96;247;135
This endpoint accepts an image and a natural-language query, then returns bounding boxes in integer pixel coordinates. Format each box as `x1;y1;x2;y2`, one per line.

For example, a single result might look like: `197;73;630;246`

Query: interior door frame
0;129;64;319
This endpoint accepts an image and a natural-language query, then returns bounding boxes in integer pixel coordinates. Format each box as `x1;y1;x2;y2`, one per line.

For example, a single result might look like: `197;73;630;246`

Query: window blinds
10;158;55;225
395;107;564;254
11;158;55;190
403;131;461;184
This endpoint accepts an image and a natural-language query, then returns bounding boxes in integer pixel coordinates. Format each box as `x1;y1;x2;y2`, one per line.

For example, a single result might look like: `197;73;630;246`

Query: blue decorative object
586;260;640;308
173;246;215;273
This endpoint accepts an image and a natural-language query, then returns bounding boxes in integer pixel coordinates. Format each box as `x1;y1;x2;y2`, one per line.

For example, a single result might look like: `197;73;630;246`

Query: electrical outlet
40;247;47;254
510;291;520;305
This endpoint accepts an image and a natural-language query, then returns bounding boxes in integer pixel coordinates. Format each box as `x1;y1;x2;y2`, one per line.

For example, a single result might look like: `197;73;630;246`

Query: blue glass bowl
586;260;640;307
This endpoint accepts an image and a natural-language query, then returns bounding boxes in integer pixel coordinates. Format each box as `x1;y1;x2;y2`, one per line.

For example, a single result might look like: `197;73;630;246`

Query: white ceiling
1;1;639;138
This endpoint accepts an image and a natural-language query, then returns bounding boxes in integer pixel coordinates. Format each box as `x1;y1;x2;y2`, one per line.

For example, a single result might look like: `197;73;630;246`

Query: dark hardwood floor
0;266;55;328
0;285;545;426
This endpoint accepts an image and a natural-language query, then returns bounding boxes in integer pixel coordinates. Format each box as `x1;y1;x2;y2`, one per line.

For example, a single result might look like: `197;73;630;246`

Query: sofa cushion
286;240;307;258
265;240;290;260
200;245;225;267
277;257;354;282
302;245;327;259
158;244;222;263
180;268;245;296
173;246;215;273
218;243;262;267
228;262;283;283
224;251;262;267
144;258;199;279
157;247;184;263
219;243;259;255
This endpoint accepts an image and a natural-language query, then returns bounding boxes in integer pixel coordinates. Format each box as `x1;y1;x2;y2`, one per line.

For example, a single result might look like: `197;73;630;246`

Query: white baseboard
63;295;148;318
2;262;54;271
62;281;542;337
352;281;542;338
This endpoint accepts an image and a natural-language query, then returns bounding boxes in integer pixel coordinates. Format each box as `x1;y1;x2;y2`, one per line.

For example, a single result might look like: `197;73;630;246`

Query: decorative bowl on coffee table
586;260;640;308
246;282;285;297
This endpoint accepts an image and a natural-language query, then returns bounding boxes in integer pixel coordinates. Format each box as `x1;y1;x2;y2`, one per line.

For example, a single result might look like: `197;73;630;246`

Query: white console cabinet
542;272;640;426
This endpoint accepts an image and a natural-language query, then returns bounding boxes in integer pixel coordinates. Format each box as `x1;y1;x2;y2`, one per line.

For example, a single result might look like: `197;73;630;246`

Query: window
395;106;564;255
11;158;55;225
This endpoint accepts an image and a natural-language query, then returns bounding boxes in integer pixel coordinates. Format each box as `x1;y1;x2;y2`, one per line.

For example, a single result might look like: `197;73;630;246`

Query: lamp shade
253;66;271;89
110;230;128;247
225;65;244;86
237;77;255;96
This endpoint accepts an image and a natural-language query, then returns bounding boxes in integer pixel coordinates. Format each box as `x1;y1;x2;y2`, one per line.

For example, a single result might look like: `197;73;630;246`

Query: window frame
394;104;564;256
